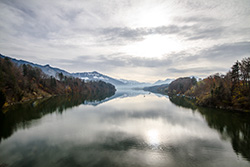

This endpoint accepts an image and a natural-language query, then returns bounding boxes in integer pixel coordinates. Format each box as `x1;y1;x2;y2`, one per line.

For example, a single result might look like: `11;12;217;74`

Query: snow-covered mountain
0;54;145;87
153;78;174;86
119;79;140;85
118;79;151;86
72;71;125;86
0;54;71;77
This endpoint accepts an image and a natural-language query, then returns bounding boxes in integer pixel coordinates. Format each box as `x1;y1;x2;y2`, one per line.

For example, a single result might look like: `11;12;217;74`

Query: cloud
167;67;228;75
101;25;182;40
175;16;218;23
54;53;173;70
0;0;249;82
45;43;235;81
186;27;224;40
100;23;225;44
200;42;250;62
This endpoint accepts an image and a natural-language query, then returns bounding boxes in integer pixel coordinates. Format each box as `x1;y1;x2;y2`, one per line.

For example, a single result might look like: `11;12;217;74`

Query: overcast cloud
0;0;249;82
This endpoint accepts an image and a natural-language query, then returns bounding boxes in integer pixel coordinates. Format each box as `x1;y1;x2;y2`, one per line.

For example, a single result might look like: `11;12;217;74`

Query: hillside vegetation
172;57;250;111
0;57;116;108
168;77;197;95
145;57;250;111
143;83;169;94
185;58;250;111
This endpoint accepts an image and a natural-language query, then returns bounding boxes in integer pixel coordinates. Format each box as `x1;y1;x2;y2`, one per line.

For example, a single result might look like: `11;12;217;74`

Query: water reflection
0;91;115;142
0;90;249;167
170;96;250;162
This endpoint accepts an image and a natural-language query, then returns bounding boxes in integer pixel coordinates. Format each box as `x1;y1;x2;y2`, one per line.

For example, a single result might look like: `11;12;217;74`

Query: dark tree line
163;57;250;111
230;57;250;89
183;57;250;111
0;57;116;108
144;57;249;111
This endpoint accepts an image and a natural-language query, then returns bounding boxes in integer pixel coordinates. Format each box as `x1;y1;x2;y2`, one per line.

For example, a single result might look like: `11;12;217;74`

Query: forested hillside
185;57;250;111
168;77;197;95
143;83;169;94
0;57;116;108
145;57;250;111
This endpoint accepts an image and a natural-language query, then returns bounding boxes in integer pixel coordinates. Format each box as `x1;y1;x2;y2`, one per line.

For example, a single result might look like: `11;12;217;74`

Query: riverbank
2;94;54;109
169;94;250;112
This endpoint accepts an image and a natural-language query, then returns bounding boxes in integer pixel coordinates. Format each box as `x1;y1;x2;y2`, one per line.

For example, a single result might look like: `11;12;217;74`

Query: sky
0;0;250;83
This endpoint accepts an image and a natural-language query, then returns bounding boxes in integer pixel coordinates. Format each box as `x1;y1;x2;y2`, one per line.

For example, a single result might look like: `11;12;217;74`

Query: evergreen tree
22;64;27;76
231;60;240;88
0;91;6;108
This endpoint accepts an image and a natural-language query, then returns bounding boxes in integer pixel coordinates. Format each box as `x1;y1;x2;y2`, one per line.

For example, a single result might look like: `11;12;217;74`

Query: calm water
0;90;250;167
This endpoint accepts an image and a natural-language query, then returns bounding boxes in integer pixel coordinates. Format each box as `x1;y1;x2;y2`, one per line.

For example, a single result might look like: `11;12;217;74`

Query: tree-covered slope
0;57;116;108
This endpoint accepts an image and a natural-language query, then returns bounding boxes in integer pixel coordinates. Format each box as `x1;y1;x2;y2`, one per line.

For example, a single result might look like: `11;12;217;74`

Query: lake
0;89;250;167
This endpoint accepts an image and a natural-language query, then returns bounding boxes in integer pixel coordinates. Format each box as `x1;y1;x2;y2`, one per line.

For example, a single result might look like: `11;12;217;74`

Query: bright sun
129;2;170;28
120;2;182;58
137;8;166;27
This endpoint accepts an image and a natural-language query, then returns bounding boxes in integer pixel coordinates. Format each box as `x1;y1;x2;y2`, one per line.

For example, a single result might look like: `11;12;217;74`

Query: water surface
0;90;249;167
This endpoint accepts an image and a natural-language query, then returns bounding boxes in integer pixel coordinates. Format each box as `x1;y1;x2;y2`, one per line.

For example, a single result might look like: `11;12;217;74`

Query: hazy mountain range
1;54;169;87
153;79;174;86
0;54;204;88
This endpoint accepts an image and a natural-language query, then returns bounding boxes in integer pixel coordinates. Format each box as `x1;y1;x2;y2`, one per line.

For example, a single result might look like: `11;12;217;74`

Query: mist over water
0;90;249;167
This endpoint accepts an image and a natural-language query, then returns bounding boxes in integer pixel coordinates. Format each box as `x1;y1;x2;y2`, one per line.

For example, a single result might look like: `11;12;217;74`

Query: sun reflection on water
146;129;160;147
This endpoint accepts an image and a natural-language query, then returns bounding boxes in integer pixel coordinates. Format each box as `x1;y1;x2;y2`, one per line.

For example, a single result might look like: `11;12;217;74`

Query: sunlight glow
123;35;182;58
146;129;160;145
135;6;167;27
126;1;175;28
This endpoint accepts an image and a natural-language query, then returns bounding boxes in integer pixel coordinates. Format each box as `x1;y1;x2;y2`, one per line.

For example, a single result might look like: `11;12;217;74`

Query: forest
0;57;116;108
169;57;250;111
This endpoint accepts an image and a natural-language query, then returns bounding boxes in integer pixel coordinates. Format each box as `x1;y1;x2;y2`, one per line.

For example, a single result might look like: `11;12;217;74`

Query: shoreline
2;95;55;110
154;91;250;113
174;94;250;113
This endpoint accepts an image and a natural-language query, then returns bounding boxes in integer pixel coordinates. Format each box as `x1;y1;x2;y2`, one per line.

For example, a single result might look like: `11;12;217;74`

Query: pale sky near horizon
0;0;250;82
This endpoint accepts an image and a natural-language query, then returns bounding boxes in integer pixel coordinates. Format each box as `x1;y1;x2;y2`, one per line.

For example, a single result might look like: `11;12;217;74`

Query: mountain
168;77;197;95
72;72;152;87
152;77;201;86
119;79;141;85
153;78;174;86
72;71;125;86
0;54;71;77
143;83;169;94
189;75;202;82
0;54;144;87
118;79;151;87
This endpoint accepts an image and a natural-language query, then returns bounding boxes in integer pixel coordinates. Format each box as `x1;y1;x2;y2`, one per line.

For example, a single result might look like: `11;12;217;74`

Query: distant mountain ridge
153;78;174;86
1;54;200;88
143;83;170;94
144;77;200;94
153;76;201;86
0;54;144;87
72;71;125;86
0;54;71;77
